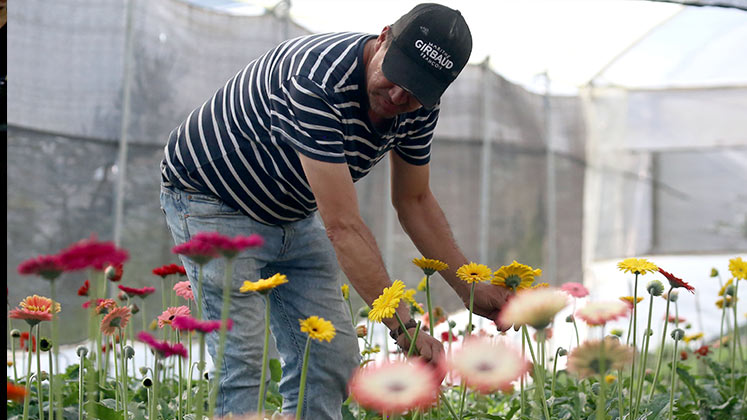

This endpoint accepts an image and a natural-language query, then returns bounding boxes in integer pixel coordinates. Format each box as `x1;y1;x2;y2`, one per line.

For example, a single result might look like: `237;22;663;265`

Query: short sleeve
269;76;347;163
393;106;440;166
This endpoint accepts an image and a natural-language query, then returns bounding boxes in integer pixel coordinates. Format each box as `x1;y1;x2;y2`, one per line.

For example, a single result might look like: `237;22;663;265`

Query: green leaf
83;401;124;420
269;358;283;383
341;403;356;420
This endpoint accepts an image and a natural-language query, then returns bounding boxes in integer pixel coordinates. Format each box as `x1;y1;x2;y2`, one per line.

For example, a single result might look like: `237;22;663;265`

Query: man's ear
375;26;391;49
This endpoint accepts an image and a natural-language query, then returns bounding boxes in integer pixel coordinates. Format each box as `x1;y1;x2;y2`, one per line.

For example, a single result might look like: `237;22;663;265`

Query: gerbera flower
441;331;457;342
10;295;59;326
729;256;747;280
561;282;589;298
368;280;406;322
566;337;635;378
184;232;264;259
17;254;65;280
57;234;129;271
171;315;233;334
152;263;187;278
491;261;541;290
716;296;736;309
7;381;27;402
402;289;422;313
172;238;219;265
100;306;131;336
619;296;644;309
694;345;710;358
341;284;350;300
157;306;191;329
412;257;449;276
20;332;36;352
456;262;492;284
576;301;629;326
658;268;694;293
137;331;188;358
499;288;568;330
416;276;428;292
299;316;336;342
448;337;528;393
94;298;117;315
531;282;549;289
349;359;439;414
683;332;703;343
19;295;61;314
422;307;446;330
77;279;90;296
666;315;686;323
239;273;289;294
118;285;156;298
617;258;658;275
173;281;194;301
718;278;733;296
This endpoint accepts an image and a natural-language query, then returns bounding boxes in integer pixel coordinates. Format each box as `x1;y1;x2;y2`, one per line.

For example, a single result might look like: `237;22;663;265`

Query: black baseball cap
382;3;472;109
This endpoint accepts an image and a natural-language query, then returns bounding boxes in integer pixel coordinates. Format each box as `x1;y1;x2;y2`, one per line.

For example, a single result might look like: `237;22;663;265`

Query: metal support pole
543;73;558;285
478;57;492;265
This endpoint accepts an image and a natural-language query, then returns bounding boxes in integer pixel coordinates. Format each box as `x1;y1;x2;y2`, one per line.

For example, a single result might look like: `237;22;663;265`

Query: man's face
366;32;423;121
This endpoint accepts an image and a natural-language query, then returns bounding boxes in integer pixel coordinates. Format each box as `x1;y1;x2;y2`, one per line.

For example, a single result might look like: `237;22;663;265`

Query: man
160;3;511;419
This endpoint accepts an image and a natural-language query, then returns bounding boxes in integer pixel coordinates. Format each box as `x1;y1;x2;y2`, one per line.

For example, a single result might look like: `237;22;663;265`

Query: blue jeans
160;185;360;419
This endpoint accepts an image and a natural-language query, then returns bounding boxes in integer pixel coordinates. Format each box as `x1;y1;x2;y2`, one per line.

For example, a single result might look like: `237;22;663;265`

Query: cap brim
382;43;446;110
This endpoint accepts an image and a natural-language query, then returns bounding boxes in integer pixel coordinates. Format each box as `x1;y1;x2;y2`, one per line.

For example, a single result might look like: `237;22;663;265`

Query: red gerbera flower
77;279;90;297
118;285;156;298
19;332;37;353
7;381;28;402
17;254;65;280
137;331;188;359
441;331;458;342
695;345;710;358
152;263;187;278
658;268;694;293
57;235;129;271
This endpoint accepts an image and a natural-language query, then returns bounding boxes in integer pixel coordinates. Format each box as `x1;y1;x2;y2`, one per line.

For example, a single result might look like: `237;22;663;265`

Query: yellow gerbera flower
728;257;747;280
716;296;736;309
299;316;336;342
683;332;703;343
718;278;734;296
368;280;406;323
239;273;288;294
619;296;644;308
532;282;549;289
416;276;428;292
341;284;350;300
492;261;542;290
456;262;492;284
412;257;449;276
402;289;423;314
605;374;617;384
616;258;658;276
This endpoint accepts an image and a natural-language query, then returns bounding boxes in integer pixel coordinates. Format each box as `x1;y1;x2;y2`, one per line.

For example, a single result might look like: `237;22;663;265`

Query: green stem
11;334;18;383
161;277;169;340
22;326;34;420
196;264;205;320
177;331;183;420
649;286;674;400
551;347;560;397
196;334;206;420
617;368;624;420
668;339;679;420
36;325;45;420
523;326;551;420
47;347;54;420
258;294;272;415
731;279;740;393
51;280;61;420
112;337;120;411
141;303;148;372
407;321;422;358
627;274;639;413
120;330;129;420
208;257;235;418
78;352;85;420
438;390;458;418
466;283;475;337
187;303;193;414
633;292;655;419
153;355;160;420
296;336;313;420
425;275;435;335
572;315;581;348
520;330;525;417
597;338;607;420
458;379;468;420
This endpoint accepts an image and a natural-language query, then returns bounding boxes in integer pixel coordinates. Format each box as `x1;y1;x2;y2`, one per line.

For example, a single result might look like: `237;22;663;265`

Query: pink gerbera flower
100;306;132;336
152;263;187;278
560;282;589;298
157;306;191;329
349;359;440;414
57;235;129;272
173;281;194;301
448;337;528;394
171;315;233;334
17;254;66;280
137;331;188;359
499;288;569;330
118;285;156;298
95;299;117;315
576;301;629;326
10;295;60;326
658;268;695;293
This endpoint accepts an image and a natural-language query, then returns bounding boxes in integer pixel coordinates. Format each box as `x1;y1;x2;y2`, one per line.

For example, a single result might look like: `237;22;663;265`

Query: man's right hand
394;328;445;363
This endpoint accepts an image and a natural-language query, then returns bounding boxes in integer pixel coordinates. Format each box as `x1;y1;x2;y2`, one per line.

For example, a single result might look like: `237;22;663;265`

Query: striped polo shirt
161;32;440;225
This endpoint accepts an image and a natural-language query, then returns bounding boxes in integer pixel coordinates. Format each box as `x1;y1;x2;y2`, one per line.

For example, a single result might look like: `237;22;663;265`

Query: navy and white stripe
161;32;440;225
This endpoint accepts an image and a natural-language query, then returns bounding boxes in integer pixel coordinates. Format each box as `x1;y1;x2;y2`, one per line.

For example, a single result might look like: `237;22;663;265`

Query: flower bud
725;285;735;297
355;325;367;338
7;361;13;367
646;280;664;296
671;328;685;341
685;323;692;329
76;345;89;358
668;291;679;302
565;315;574;323
448;320;457;329
710;268;718;277
139;367;149;376
203;372;210;380
357;306;370;318
610;329;623;337
341;284;349;300
39;338;52;352
117;291;128;302
11;329;22;338
142;377;153;388
40;371;49;381
558;348;568;357
646;328;654;336
124;345;135;359
129;303;140;315
105;265;118;280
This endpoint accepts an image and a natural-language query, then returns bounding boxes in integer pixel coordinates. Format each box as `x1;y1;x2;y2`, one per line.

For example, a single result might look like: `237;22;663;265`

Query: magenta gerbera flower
118;285;156;298
17;254;66;280
171;315;233;334
57;235;129;271
560;282;589;298
137;331;188;359
152;263;187;278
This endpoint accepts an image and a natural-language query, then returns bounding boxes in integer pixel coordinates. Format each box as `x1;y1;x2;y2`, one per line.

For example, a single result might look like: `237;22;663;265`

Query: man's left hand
463;283;514;332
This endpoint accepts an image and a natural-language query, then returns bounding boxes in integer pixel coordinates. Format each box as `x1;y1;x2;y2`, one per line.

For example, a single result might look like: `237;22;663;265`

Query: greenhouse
6;0;747;419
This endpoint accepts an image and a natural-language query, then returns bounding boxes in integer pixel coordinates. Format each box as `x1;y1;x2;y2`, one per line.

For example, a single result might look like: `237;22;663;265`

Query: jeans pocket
186;192;242;217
